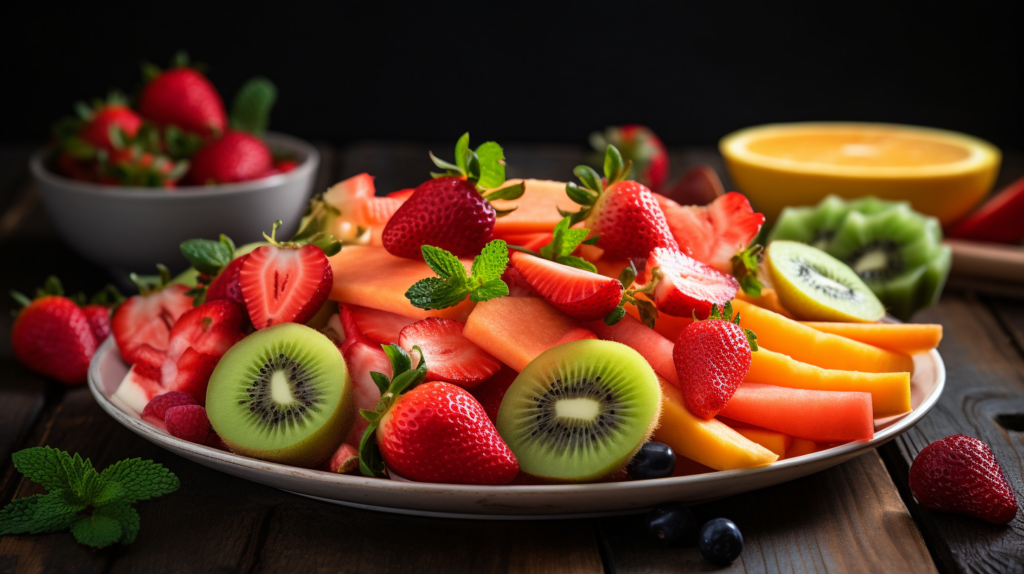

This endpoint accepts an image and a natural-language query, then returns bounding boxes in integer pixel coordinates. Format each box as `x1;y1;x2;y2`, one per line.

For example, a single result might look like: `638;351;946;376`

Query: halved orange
720;122;1001;224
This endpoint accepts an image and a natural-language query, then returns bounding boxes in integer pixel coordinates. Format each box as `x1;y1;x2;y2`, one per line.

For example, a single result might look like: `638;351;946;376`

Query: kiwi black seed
496;339;662;482
767;240;885;323
206;322;353;468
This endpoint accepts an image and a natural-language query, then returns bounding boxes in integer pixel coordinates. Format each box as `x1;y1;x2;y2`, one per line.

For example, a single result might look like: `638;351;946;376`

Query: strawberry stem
357;344;428;478
604;266;662;328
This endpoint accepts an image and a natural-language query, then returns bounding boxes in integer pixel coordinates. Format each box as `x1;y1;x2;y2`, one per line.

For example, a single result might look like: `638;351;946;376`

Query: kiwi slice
206;322;354;467
767;240;885;322
496;340;661;482
770;195;905;248
826;206;951;320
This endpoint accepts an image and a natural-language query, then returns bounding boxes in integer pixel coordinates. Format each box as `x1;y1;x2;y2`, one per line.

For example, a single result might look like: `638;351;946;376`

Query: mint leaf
59;452;94;498
474;141;506;189
470;279;509;302
471;239;509;284
71;514;122;548
421;245;468;281
406;240;511;310
180;238;233;276
557;255;598;273
12;447;74;492
405;277;468;310
93;501;140;544
0;491;83;535
99;458;180;503
229;77;277;136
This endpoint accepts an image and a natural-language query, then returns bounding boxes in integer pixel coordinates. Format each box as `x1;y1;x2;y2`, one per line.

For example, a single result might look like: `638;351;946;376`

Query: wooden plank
878;293;1024;574
598;451;935;574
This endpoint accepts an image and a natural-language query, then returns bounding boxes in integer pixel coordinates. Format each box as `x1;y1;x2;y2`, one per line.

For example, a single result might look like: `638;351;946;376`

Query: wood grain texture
598;451;935;574
879;293;1024;574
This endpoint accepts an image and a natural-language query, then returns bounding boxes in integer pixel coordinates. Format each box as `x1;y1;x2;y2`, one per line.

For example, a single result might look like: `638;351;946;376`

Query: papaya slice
800;321;942;355
718;383;874;443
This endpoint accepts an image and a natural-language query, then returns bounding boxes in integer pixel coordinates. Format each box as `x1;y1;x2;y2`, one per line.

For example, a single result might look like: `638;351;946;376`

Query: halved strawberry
510;251;623;320
240;239;333;329
656;192;765;274
645;247;739;319
111;281;193;365
206;255;248;307
341;341;391;445
166;347;219;404
343;304;416;346
133;343;167;381
398;318;501;388
160;300;246;402
470;366;519;424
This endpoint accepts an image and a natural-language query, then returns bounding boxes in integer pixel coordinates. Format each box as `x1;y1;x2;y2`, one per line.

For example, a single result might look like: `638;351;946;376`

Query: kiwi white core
556;398;600;420
270;370;294;404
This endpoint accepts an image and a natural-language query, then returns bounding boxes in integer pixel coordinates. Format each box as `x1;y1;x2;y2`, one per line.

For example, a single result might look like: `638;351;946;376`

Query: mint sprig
731;245;764;297
0;447;179;548
405;240;510;310
428;133;525;213
180;234;236;276
358;345;428;477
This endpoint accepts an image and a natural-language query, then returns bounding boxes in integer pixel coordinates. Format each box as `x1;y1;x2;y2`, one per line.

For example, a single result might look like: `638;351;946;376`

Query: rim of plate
719;121;1000;179
87;336;945;497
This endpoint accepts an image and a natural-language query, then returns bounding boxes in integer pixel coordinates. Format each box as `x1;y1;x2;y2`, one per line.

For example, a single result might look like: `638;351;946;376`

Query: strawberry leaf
454;133;470;173
369;372;391;395
229;77;277;136
618;262;638;289
731;245;764;297
483;181;525;202
357;344;428;478
565;182;597;206
574;165;603;194
604;306;627;326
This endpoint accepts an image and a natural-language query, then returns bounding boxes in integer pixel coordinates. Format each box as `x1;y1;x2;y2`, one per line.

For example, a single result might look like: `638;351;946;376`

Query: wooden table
1;142;1022;574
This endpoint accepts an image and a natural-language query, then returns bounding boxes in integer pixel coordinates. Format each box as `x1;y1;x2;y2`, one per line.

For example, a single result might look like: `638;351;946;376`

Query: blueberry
628;442;676;480
645;503;697;547
698;518;743;565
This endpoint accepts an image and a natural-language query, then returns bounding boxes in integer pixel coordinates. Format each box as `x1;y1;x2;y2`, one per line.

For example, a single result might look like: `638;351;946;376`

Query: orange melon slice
731;299;913;373
731;427;793;458
491;179;579;234
719;383;874;443
653;376;779;471
800;322;942;355
784;438;820;459
462;297;596;372
328;246;475;321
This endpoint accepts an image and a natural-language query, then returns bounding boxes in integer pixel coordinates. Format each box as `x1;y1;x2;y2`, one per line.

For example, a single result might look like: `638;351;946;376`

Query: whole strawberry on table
50;51;296;188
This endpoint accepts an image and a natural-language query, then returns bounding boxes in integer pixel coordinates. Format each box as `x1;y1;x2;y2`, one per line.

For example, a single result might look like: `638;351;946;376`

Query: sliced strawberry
160;300;246;402
501;266;537;298
387;188;415;200
949;175;1024;243
646;247;739;319
111;283;193;364
167;347;219;404
134;343;167;381
656;192;765;274
339;304;371;352
399;318;501;388
470;366;519;424
341;341;391;445
240;244;333;329
510;252;623;320
344;304;416;346
206;255;248;307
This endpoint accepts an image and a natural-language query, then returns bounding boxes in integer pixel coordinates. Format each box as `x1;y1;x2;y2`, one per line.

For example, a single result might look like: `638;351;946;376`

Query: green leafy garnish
129;264;174;295
561;145;632;225
429;133;525;214
264;218;341;257
405;240;510;310
230;77;277;136
701;302;758;352
357;345;428;477
179;234;236;276
508;216;599;273
602;262;661;329
731;245;764;297
0;447;179;548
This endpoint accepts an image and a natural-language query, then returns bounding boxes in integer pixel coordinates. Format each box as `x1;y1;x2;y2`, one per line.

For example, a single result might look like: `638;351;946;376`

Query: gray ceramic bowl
30;132;319;277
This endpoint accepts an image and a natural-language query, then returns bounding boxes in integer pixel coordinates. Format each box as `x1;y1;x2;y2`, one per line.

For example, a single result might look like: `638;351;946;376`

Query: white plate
88;337;944;519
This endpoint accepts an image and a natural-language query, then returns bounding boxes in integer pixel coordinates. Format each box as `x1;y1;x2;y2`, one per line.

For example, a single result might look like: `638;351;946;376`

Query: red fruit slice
112;364;164;415
646;247;739;319
510;251;623;321
496;232;553;252
470;366;519;424
656;192;765;273
341;341;390;445
82;304;112;343
327;443;360;474
240;244;333;329
206;255;248;307
134;343;168;381
111;284;193;364
659;165;724;207
160;300;246;402
142;391;198;421
949;175;1024;243
344;304;416;346
339;305;370;352
166;347;219;404
584;313;678;385
387;188;415;200
717;383;874;443
164;404;211;444
399;318;502;388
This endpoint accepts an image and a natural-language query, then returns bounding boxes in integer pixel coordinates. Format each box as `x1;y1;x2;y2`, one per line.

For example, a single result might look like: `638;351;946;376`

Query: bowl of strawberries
29;52;319;277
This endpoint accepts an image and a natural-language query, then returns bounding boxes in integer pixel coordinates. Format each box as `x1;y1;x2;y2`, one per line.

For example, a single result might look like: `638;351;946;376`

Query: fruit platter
53;134;949;518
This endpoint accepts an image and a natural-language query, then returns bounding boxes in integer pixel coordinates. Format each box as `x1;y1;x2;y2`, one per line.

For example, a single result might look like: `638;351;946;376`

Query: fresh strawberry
909;435;1018;524
673;302;757;419
342;304;415;346
510;251;623;320
341;341;391;445
139;55;226;137
205;254;248;307
387;188;415;200
111;268;193;365
470;366;519;424
79;104;142;153
399;318;501;388
359;346;518;484
656;192;765;274
82;305;112;343
141;391;198;421
52;93;142;156
239;221;337;329
274;159;299;173
10;283;96;385
164;404;211;444
165;348;220;404
160;299;246;401
101;147;186;188
591;125;669;192
381;134;525;259
565;145;679;260
186;131;272;185
949;175;1024;244
645;247;739;319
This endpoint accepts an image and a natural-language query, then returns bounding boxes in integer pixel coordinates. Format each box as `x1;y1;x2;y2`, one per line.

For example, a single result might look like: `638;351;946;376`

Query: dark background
2;2;1021;149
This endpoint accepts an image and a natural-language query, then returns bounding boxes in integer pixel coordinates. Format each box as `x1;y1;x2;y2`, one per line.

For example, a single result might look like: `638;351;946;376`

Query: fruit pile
50;52;293;188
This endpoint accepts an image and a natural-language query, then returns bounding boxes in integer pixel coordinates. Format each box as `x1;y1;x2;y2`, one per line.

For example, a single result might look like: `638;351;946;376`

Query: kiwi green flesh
768;240;885;322
206;323;353;467
496;340;661;482
769;195;908;249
